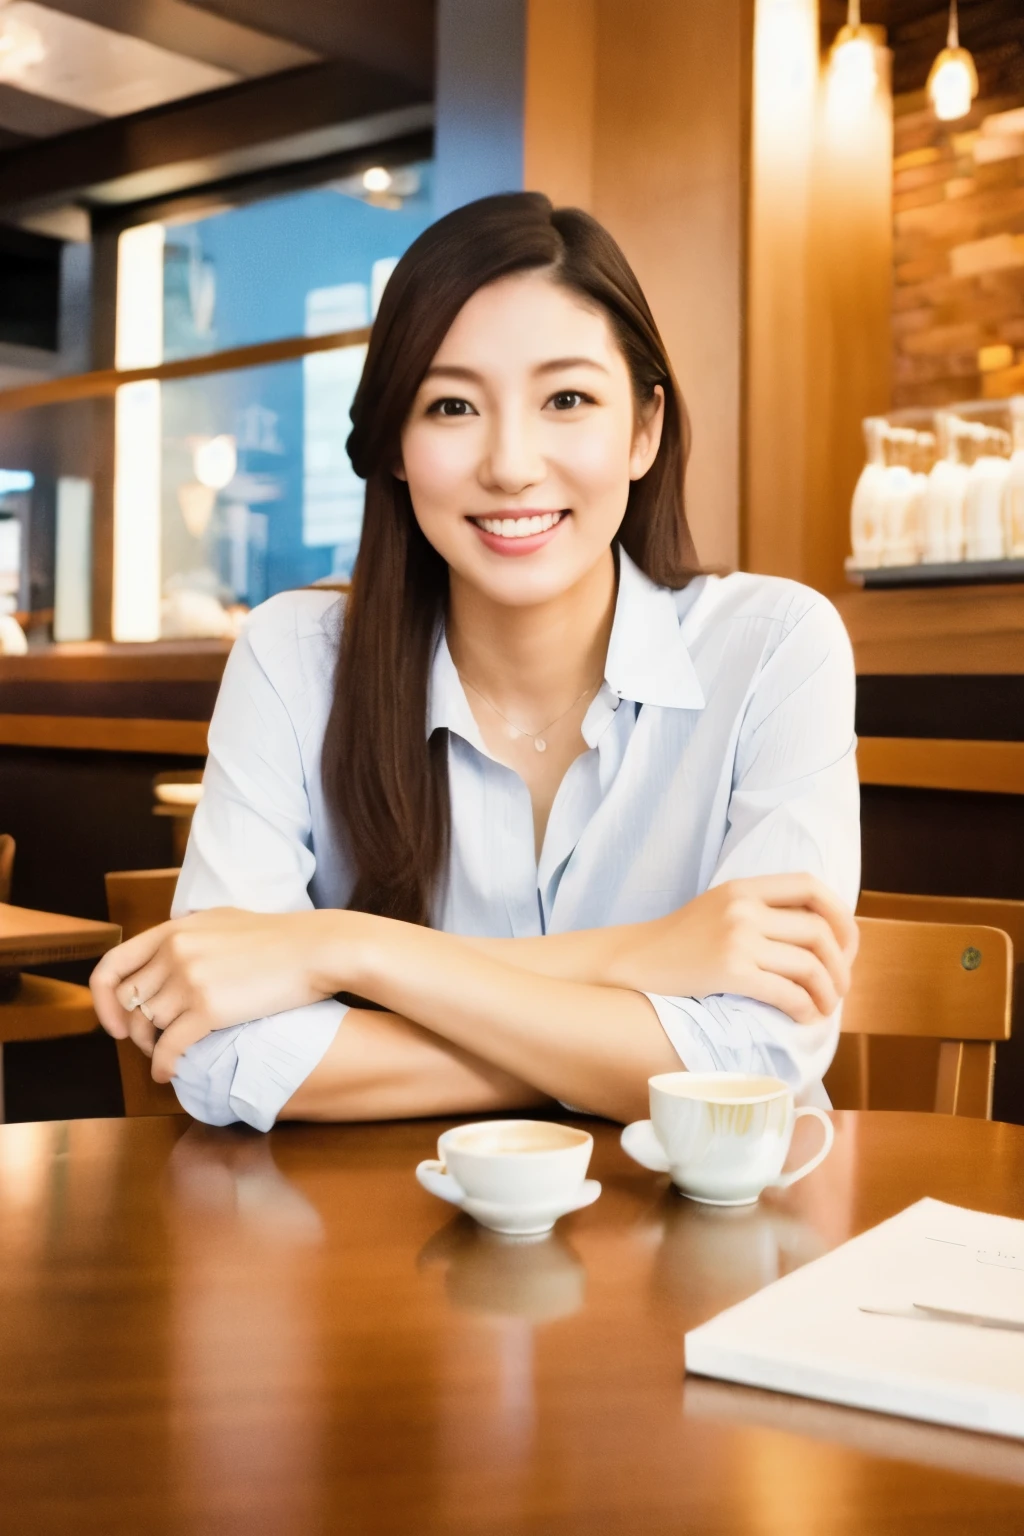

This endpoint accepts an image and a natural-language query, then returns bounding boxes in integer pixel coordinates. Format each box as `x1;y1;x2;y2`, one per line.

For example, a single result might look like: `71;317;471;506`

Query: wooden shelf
851;559;1024;589
833;582;1024;676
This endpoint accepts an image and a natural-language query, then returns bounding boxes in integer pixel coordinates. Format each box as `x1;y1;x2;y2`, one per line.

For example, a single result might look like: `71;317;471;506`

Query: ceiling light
0;6;45;82
0;3;234;118
928;0;978;122
193;435;238;492
829;0;878;101
361;166;393;194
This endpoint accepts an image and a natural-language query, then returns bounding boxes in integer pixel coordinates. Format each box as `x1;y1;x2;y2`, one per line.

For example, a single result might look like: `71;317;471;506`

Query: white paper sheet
684;1199;1024;1439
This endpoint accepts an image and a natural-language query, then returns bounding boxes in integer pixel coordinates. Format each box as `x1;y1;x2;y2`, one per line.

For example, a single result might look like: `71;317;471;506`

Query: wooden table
1;1111;1023;1534
0;902;120;968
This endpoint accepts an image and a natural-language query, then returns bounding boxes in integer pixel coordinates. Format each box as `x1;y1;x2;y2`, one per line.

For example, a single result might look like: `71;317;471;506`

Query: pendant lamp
829;0;879;104
927;0;979;122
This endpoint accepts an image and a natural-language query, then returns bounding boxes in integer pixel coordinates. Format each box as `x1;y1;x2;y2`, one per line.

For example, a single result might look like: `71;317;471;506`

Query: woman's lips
468;510;569;558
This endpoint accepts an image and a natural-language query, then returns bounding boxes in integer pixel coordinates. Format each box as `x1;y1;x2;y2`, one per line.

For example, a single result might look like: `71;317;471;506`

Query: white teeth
474;511;564;538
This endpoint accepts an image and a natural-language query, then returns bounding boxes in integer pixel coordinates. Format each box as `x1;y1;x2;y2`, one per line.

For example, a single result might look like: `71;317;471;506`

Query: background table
0;902;120;968
1;1111;1023;1535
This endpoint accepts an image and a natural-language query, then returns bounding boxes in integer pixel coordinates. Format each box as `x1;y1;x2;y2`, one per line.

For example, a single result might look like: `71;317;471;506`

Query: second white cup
621;1072;834;1206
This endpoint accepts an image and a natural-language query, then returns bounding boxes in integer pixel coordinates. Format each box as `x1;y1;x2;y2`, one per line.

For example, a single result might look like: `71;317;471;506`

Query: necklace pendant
534;737;547;753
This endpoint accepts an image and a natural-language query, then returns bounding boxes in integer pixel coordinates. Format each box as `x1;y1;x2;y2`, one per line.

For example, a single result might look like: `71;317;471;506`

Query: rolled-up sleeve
170;605;347;1129
645;595;860;1096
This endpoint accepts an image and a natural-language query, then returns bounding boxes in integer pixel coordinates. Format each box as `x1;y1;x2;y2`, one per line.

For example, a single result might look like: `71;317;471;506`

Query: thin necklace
459;672;602;753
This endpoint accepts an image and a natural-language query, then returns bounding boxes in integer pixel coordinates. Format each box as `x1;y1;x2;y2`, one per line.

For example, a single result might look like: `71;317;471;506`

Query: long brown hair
325;191;698;924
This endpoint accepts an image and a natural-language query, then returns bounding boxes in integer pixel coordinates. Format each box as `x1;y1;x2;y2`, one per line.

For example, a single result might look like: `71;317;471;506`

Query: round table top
0;901;120;969
2;1109;1024;1535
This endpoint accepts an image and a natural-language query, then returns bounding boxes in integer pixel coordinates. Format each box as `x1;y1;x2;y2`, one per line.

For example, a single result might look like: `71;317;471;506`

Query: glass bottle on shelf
1005;397;1024;559
849;417;888;569
921;411;968;564
880;426;922;567
964;423;1011;561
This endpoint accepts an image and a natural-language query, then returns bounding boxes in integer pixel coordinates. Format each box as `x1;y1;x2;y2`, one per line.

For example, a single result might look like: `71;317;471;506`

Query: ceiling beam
36;0;318;77
0;59;433;217
0;83;101;140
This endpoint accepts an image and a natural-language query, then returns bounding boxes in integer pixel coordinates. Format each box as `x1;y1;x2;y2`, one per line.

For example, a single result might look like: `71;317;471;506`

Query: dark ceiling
821;0;1024;99
0;0;434;150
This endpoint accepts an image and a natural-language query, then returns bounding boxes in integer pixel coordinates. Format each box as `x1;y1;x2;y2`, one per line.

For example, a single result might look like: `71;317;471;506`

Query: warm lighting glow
113;221;164;640
0;9;45;81
829;28;877;103
193;434;237;491
361;165;392;194
928;1;978;122
113;381;161;641
928;49;978;121
754;0;819;114
116;221;165;370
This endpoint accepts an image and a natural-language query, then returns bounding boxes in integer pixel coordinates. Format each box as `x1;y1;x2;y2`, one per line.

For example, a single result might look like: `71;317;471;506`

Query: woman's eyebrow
423;356;609;383
535;356;609;375
422;364;482;383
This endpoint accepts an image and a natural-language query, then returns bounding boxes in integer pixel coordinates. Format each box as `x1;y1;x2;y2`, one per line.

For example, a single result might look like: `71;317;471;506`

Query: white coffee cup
621;1072;834;1207
416;1120;600;1236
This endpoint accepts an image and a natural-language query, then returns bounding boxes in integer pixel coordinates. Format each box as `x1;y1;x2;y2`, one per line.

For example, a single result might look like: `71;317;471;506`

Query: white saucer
415;1164;601;1236
461;1180;602;1236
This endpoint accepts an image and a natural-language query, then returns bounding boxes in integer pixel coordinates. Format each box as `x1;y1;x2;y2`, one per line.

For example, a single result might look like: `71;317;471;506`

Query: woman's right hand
604;873;859;1025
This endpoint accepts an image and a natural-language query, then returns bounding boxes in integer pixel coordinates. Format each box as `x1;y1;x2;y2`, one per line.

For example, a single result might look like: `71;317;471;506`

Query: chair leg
936;1041;994;1118
857;1035;870;1110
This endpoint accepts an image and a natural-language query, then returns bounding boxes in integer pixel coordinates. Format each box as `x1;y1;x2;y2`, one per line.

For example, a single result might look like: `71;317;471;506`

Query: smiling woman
90;192;860;1132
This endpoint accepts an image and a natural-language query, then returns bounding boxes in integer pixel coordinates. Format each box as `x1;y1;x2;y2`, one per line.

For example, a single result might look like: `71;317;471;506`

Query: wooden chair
105;869;186;1118
0;834;107;1122
825;912;1014;1119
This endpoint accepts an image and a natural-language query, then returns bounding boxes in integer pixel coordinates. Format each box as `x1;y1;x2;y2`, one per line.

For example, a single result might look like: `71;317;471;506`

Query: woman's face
398;270;664;608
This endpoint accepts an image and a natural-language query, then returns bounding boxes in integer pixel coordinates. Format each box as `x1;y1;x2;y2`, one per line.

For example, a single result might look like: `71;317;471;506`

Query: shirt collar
426;544;705;742
604;546;706;710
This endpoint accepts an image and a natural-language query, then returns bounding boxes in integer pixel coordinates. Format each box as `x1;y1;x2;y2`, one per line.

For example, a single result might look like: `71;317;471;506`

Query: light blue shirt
172;547;860;1130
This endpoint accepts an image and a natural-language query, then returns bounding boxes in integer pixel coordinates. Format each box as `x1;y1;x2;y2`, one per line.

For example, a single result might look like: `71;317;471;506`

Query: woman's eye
427;397;476;417
548;391;591;411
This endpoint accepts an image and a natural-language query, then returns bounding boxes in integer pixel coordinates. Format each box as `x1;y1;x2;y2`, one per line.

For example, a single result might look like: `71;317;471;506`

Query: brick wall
886;0;1024;410
893;91;1024;408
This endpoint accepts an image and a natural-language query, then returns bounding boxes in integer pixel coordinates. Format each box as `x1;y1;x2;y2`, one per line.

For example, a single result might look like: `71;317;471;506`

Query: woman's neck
447;549;617;724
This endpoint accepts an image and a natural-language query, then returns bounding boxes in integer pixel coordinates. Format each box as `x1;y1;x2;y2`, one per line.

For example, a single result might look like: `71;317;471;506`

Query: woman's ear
629;385;665;481
392;458;408;483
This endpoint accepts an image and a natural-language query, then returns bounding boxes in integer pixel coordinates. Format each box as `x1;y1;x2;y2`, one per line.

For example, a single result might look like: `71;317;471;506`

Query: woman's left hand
90;908;338;1083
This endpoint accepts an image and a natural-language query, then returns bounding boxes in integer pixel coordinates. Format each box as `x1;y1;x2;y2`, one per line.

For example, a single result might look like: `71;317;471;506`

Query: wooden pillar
524;0;750;573
746;0;893;595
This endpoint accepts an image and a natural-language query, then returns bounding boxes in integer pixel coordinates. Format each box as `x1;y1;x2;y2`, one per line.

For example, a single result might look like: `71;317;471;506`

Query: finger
91;922;175;994
748;970;823;1027
90;968;131;1038
151;1012;211;1084
126;1009;158;1058
738;874;858;958
758;940;839;1018
136;978;189;1032
115;956;170;1017
760;908;851;996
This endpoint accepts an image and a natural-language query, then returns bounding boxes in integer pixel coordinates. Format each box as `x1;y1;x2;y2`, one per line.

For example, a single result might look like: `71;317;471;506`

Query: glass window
157;161;434;360
105;156;436;640
0;400;99;643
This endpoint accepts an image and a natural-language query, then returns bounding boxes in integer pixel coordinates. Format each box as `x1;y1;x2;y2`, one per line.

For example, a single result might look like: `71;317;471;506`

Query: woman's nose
480;410;545;495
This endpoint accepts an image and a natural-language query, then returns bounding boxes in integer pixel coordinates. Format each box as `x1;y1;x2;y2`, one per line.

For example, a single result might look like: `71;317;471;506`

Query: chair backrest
826;912;1014;1119
104;868;185;1117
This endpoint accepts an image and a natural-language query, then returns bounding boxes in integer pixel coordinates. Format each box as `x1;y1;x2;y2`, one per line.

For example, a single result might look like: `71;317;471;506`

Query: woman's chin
455;552;593;609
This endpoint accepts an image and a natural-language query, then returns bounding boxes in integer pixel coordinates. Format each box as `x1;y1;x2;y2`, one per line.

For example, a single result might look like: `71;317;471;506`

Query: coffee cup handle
415;1159;465;1206
620;1119;671;1175
769;1106;834;1191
